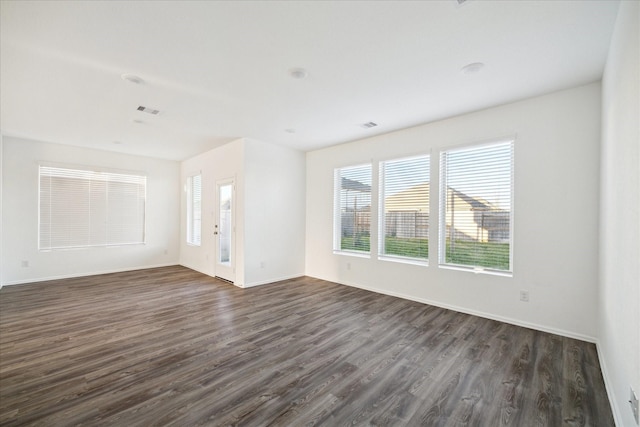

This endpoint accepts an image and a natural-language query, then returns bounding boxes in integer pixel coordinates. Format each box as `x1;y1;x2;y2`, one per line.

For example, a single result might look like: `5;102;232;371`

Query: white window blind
39;165;146;250
186;174;202;246
379;155;430;262
439;140;513;272
334;164;372;253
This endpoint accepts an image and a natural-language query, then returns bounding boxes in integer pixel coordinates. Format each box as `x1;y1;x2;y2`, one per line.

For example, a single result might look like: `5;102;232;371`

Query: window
334;164;372;254
186;174;202;246
439;140;514;273
379;155;430;262
39;165;146;250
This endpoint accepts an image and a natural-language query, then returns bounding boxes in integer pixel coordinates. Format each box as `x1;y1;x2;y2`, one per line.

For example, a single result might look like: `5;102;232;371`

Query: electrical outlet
21;260;29;268
260;261;265;269
519;290;529;302
631;387;639;425
346;262;351;270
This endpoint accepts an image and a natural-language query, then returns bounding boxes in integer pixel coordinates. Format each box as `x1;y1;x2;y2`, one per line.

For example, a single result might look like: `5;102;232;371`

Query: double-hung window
334;164;372;254
439;139;514;273
379;155;430;262
186;174;202;246
39;165;146;250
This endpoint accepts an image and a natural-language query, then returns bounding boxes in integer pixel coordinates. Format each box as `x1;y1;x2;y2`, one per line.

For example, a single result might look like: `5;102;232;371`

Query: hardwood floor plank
0;266;614;426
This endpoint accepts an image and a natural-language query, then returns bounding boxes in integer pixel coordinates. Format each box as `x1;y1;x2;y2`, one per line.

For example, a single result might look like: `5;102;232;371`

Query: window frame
333;163;373;256
38;163;147;251
378;154;430;265
438;138;514;275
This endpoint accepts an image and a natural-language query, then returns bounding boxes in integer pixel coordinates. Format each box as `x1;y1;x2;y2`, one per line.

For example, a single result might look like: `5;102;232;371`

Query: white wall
179;138;246;284
0;134;4;287
306;82;602;341
1;136;180;285
599;2;640;426
179;138;306;288
243;138;306;286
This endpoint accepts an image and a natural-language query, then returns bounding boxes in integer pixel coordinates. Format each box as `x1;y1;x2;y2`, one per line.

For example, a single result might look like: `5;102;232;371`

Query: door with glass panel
215;179;235;283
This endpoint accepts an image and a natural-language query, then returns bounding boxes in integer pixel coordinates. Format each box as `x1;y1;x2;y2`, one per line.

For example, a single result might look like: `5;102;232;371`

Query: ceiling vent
456;0;470;5
137;106;160;115
360;121;378;129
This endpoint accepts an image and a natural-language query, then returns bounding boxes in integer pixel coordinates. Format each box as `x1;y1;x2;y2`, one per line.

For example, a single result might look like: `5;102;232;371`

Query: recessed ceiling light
285;128;296;134
121;73;144;84
132;119;144;124
112;140;123;145
289;68;308;79
460;62;485;74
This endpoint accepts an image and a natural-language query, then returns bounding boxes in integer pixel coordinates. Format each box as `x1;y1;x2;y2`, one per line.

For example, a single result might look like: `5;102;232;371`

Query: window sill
379;255;428;267
333;250;371;259
438;264;512;277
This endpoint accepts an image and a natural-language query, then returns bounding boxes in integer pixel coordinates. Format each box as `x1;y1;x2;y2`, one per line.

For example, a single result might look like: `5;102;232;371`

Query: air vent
361;122;378;129
137;106;160;115
456;0;470;5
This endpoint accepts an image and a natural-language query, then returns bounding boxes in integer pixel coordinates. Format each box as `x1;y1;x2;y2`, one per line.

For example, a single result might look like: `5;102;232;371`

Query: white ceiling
0;0;620;161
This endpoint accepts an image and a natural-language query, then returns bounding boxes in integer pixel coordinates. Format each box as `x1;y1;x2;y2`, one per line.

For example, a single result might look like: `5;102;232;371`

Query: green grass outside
341;235;370;252
341;236;510;271
384;237;428;259
446;240;510;271
341;236;428;259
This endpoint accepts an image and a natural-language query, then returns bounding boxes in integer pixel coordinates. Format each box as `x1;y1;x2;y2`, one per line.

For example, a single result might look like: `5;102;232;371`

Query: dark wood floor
0;266;613;426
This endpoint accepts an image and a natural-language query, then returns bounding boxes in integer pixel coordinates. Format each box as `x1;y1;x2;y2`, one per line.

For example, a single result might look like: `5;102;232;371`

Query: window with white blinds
186;174;202;246
439;140;514;273
379;155;430;262
39;165;146;250
334;164;372;254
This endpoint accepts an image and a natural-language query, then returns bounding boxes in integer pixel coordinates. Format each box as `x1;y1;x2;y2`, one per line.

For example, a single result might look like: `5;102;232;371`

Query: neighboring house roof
341;177;371;193
384;183;499;212
448;188;494;211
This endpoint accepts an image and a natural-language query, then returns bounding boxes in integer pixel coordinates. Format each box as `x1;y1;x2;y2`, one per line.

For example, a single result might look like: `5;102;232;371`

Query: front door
215;179;235;283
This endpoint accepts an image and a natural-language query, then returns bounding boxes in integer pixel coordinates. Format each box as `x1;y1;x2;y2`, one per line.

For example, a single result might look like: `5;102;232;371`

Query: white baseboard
242;273;306;288
309;275;598;343
177;264;296;289
1;263;180;286
175;264;305;290
178;263;211;277
595;340;623;427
